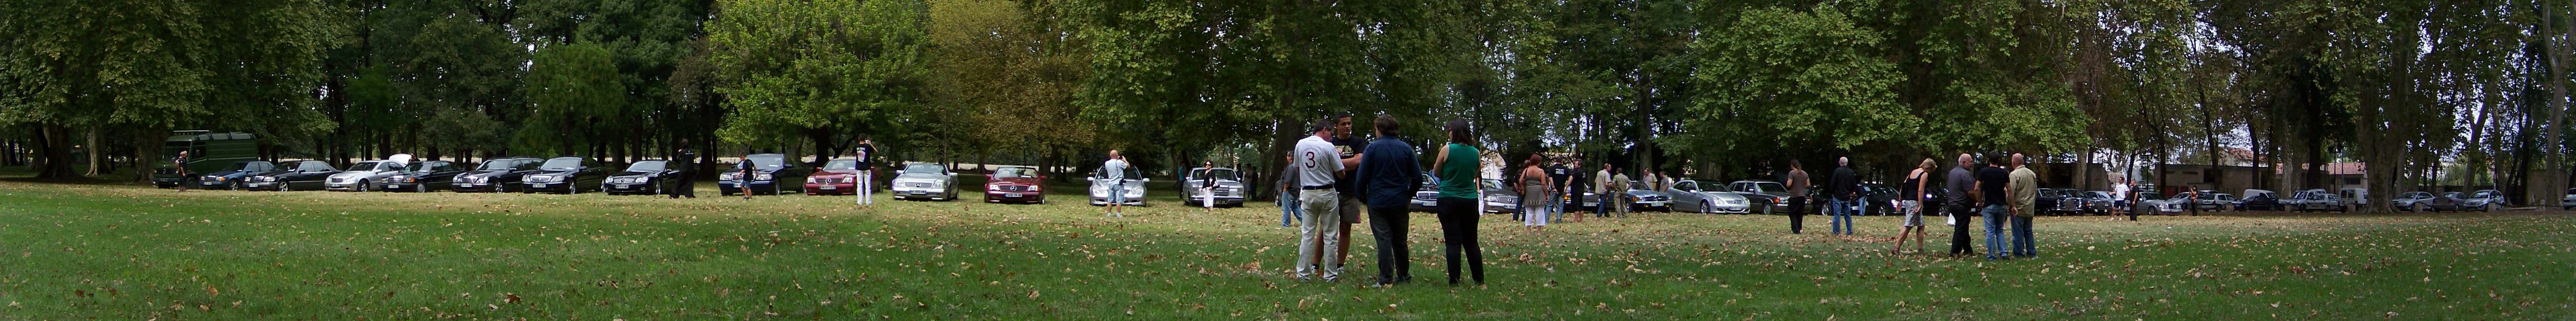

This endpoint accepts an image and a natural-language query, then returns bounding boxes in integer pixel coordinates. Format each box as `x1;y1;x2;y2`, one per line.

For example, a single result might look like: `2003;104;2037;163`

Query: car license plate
616;184;631;188
1006;193;1022;198
533;183;549;188
822;185;836;190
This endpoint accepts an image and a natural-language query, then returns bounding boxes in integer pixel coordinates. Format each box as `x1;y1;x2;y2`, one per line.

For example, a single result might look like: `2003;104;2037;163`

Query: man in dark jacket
1945;153;1979;256
1829;157;1860;235
671;142;697;199
1352;115;1422;286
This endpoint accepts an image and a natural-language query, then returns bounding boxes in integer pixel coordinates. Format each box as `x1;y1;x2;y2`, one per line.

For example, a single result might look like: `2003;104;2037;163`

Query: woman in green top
1432;119;1485;285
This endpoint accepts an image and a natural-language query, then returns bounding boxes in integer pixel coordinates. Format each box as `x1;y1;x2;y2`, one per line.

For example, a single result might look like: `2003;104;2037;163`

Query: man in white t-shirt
1292;118;1346;282
1102;150;1129;218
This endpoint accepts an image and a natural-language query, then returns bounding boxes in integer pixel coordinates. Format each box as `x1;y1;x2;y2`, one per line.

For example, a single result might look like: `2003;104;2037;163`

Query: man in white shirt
1102;150;1129;218
1292;119;1347;282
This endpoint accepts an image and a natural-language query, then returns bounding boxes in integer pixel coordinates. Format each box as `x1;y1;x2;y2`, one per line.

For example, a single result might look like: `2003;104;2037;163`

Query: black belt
1301;185;1335;190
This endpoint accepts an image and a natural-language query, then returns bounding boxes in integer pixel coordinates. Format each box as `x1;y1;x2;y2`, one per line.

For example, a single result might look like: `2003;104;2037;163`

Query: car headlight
209;176;227;181
755;173;773;181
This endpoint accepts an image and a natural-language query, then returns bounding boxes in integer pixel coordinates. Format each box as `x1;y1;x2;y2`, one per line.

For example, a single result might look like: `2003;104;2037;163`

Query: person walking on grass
1829;157;1860;236
1609;168;1631;218
1432;119;1487;285
1556;159;1576;222
1279;154;1301;228
1101;150;1129;218
1946;153;1978;257
1594;163;1613;219
2007;153;2039;259
1786;160;1810;233
174;150;190;192
1197;161;1220;210
1354;115;1423;287
1292;118;1348;282
671;141;697;199
1518;155;1551;232
737;156;756;201
1892;158;1934;253
1975;153;2011;261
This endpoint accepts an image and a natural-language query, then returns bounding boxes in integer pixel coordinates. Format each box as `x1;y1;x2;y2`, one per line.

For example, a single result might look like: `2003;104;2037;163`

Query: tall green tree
0;0;335;179
708;0;929;164
523;43;627;157
1681;3;1913;164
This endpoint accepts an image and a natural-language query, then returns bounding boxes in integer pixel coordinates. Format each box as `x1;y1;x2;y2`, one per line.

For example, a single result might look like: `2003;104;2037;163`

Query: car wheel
354;180;370;192
2485;204;2497;212
655;184;665;196
415;183;428;193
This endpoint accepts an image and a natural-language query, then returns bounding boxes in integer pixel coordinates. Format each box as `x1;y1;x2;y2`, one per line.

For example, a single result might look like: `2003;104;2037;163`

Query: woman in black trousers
1431;119;1486;285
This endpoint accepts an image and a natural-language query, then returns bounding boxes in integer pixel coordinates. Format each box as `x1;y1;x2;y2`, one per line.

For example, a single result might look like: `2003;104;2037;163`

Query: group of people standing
1934;153;2039;260
1785;153;2040;260
1510;158;1682;231
1285;113;1486;286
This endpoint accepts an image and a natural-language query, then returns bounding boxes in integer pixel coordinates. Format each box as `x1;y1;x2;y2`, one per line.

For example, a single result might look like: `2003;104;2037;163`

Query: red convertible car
805;158;865;196
983;166;1046;204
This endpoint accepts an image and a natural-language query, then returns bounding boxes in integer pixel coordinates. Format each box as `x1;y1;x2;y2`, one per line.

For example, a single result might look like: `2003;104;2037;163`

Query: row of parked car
2130;188;2518;213
169;154;1061;205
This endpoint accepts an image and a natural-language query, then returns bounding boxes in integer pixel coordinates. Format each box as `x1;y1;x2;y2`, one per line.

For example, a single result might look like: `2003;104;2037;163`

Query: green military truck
152;131;260;188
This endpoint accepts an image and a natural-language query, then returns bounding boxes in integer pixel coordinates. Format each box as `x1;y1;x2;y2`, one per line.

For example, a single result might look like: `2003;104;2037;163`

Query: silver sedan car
1666;180;1752;214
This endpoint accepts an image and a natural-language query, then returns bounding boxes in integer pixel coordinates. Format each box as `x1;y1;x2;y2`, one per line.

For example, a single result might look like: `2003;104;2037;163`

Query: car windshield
2473;191;2496;198
477;159;522;171
746;155;788;170
541;158;584;170
902;163;946;174
1095;167;1142;179
625;160;666;172
1192;169;1240;181
345;161;383;171
405;162;436;171
994;167;1038;178
223;162;253;171
1751;182;1784;193
823;159;860;171
295;161;333;171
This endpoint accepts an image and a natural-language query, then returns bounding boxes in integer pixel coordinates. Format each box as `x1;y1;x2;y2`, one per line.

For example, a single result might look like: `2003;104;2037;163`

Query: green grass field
0;176;2568;320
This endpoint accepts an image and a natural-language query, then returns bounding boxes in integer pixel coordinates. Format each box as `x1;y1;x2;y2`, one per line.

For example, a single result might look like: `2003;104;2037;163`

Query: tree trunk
32;124;75;179
2538;0;2574;206
84;128;102;176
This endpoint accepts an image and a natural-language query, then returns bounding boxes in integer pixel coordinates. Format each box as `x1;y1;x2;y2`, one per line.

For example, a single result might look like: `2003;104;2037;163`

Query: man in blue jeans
2007;153;2039;258
1278;155;1301;227
1828;157;1860;235
1974;153;2013;260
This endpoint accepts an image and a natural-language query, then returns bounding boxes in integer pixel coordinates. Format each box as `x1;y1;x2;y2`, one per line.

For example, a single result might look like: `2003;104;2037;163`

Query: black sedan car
378;160;469;192
242;160;338;191
195;161;278;191
718;154;812;196
453;157;542;193
605;160;683;196
522;157;612;194
2031;188;2071;216
2234;193;2288;211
